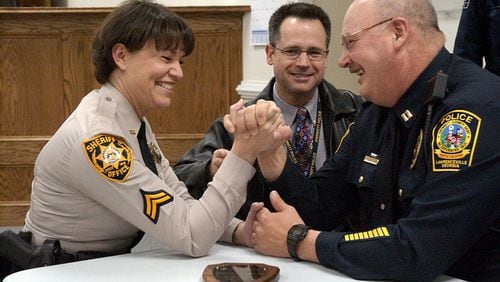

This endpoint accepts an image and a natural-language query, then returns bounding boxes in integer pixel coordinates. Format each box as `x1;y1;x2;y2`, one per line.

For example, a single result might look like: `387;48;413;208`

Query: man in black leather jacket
174;3;364;223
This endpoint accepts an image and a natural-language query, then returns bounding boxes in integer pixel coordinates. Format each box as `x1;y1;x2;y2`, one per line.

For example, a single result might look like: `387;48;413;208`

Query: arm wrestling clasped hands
210;99;290;178
225;99;292;159
210;99;291;178
224;100;319;262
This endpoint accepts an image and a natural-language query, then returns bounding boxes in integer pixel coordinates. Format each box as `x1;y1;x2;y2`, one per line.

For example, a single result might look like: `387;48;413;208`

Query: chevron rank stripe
343;226;390;242
140;189;173;224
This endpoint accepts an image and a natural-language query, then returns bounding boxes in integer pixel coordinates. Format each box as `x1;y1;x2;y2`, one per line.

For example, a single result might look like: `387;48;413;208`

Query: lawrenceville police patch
83;134;133;182
432;110;481;172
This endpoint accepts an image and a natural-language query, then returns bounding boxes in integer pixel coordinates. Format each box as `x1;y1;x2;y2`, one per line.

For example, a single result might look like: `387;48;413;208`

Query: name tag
363;153;379;166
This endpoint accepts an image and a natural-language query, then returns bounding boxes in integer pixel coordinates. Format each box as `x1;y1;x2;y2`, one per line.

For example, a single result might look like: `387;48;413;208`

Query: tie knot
295;107;309;123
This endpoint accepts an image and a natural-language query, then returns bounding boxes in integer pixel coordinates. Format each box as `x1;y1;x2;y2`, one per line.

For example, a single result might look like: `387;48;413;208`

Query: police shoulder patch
140;189;173;224
432;109;481;172
82;134;133;182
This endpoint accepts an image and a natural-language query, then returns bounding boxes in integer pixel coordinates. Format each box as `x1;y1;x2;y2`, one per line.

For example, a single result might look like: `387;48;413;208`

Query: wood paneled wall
0;6;249;226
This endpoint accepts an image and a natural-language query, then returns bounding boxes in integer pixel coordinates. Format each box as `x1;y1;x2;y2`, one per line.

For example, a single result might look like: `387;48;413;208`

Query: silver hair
374;0;442;38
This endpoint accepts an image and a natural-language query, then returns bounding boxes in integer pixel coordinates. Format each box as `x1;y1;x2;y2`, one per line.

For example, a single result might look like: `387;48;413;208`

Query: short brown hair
92;0;195;84
268;2;331;49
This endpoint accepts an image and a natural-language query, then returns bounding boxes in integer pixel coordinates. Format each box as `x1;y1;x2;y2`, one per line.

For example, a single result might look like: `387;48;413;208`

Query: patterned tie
137;121;158;175
293;107;313;176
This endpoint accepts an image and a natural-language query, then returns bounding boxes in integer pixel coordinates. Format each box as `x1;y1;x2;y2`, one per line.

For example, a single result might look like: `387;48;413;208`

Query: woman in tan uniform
22;0;289;262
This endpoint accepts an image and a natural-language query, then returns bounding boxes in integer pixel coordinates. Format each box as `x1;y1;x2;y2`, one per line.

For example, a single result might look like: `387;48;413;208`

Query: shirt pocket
347;159;382;223
348;159;378;190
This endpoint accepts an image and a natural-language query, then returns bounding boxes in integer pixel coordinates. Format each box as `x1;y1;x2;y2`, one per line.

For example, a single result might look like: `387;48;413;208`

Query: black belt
58;249;117;264
0;230;126;278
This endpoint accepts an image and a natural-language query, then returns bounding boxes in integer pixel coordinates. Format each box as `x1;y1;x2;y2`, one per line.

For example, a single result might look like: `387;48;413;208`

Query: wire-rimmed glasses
341;18;393;51
273;46;329;61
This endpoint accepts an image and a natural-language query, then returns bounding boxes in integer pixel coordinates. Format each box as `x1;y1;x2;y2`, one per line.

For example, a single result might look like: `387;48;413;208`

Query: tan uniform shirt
24;84;252;257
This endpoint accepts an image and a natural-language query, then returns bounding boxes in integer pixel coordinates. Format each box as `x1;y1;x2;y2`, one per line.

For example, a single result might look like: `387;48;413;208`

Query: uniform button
380;203;386;210
399;189;403;198
358;176;364;184
106;96;112;101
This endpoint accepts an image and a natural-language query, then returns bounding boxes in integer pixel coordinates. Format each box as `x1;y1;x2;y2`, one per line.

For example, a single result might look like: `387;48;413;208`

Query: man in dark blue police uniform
226;0;499;281
454;0;500;76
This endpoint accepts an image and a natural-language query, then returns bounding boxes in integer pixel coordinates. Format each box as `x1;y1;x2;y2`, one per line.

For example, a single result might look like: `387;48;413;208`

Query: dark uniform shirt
271;49;500;281
454;0;500;76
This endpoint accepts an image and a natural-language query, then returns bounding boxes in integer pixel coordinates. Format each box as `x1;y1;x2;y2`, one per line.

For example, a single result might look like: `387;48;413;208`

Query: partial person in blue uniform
454;0;500;76
226;0;499;281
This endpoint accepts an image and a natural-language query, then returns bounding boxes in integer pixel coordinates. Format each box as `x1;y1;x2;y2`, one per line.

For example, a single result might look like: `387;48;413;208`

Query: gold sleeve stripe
344;226;391;242
381;227;390;236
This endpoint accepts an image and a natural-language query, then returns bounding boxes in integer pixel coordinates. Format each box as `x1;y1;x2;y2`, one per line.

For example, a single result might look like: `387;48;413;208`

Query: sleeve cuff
219;218;243;243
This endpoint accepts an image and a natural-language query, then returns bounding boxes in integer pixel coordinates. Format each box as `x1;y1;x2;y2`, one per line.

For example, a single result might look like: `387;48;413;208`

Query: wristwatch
287;224;310;261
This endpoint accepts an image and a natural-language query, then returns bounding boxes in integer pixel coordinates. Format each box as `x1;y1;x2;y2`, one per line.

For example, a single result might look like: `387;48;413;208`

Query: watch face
287;224;309;260
290;224;308;238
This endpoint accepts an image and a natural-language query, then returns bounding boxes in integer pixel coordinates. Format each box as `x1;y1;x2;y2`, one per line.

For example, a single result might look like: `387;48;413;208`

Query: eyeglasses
341;18;393;51
273;46;329;60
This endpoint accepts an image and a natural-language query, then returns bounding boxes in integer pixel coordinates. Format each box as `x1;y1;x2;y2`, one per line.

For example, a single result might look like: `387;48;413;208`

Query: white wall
431;0;464;50
64;0;464;99
314;0;357;92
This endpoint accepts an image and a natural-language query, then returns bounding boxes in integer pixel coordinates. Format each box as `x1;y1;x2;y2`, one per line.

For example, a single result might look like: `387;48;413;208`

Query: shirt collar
392;48;452;129
272;84;319;126
101;83;143;136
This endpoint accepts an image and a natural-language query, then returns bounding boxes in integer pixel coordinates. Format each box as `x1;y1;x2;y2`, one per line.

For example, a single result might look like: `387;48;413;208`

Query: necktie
293;107;313;176
131;121;156;249
137;121;158;175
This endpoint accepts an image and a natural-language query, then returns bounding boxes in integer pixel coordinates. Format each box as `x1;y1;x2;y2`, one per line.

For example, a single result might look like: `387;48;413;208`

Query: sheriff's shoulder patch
432;109;481;172
82;134;133;182
140;189;173;224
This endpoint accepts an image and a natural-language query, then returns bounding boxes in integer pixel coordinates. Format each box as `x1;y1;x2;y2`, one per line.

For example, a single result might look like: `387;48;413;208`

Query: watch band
287;224;310;261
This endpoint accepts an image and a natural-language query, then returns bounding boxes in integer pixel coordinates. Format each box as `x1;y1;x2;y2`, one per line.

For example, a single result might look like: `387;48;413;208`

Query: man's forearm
297;230;320;263
257;145;287;182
